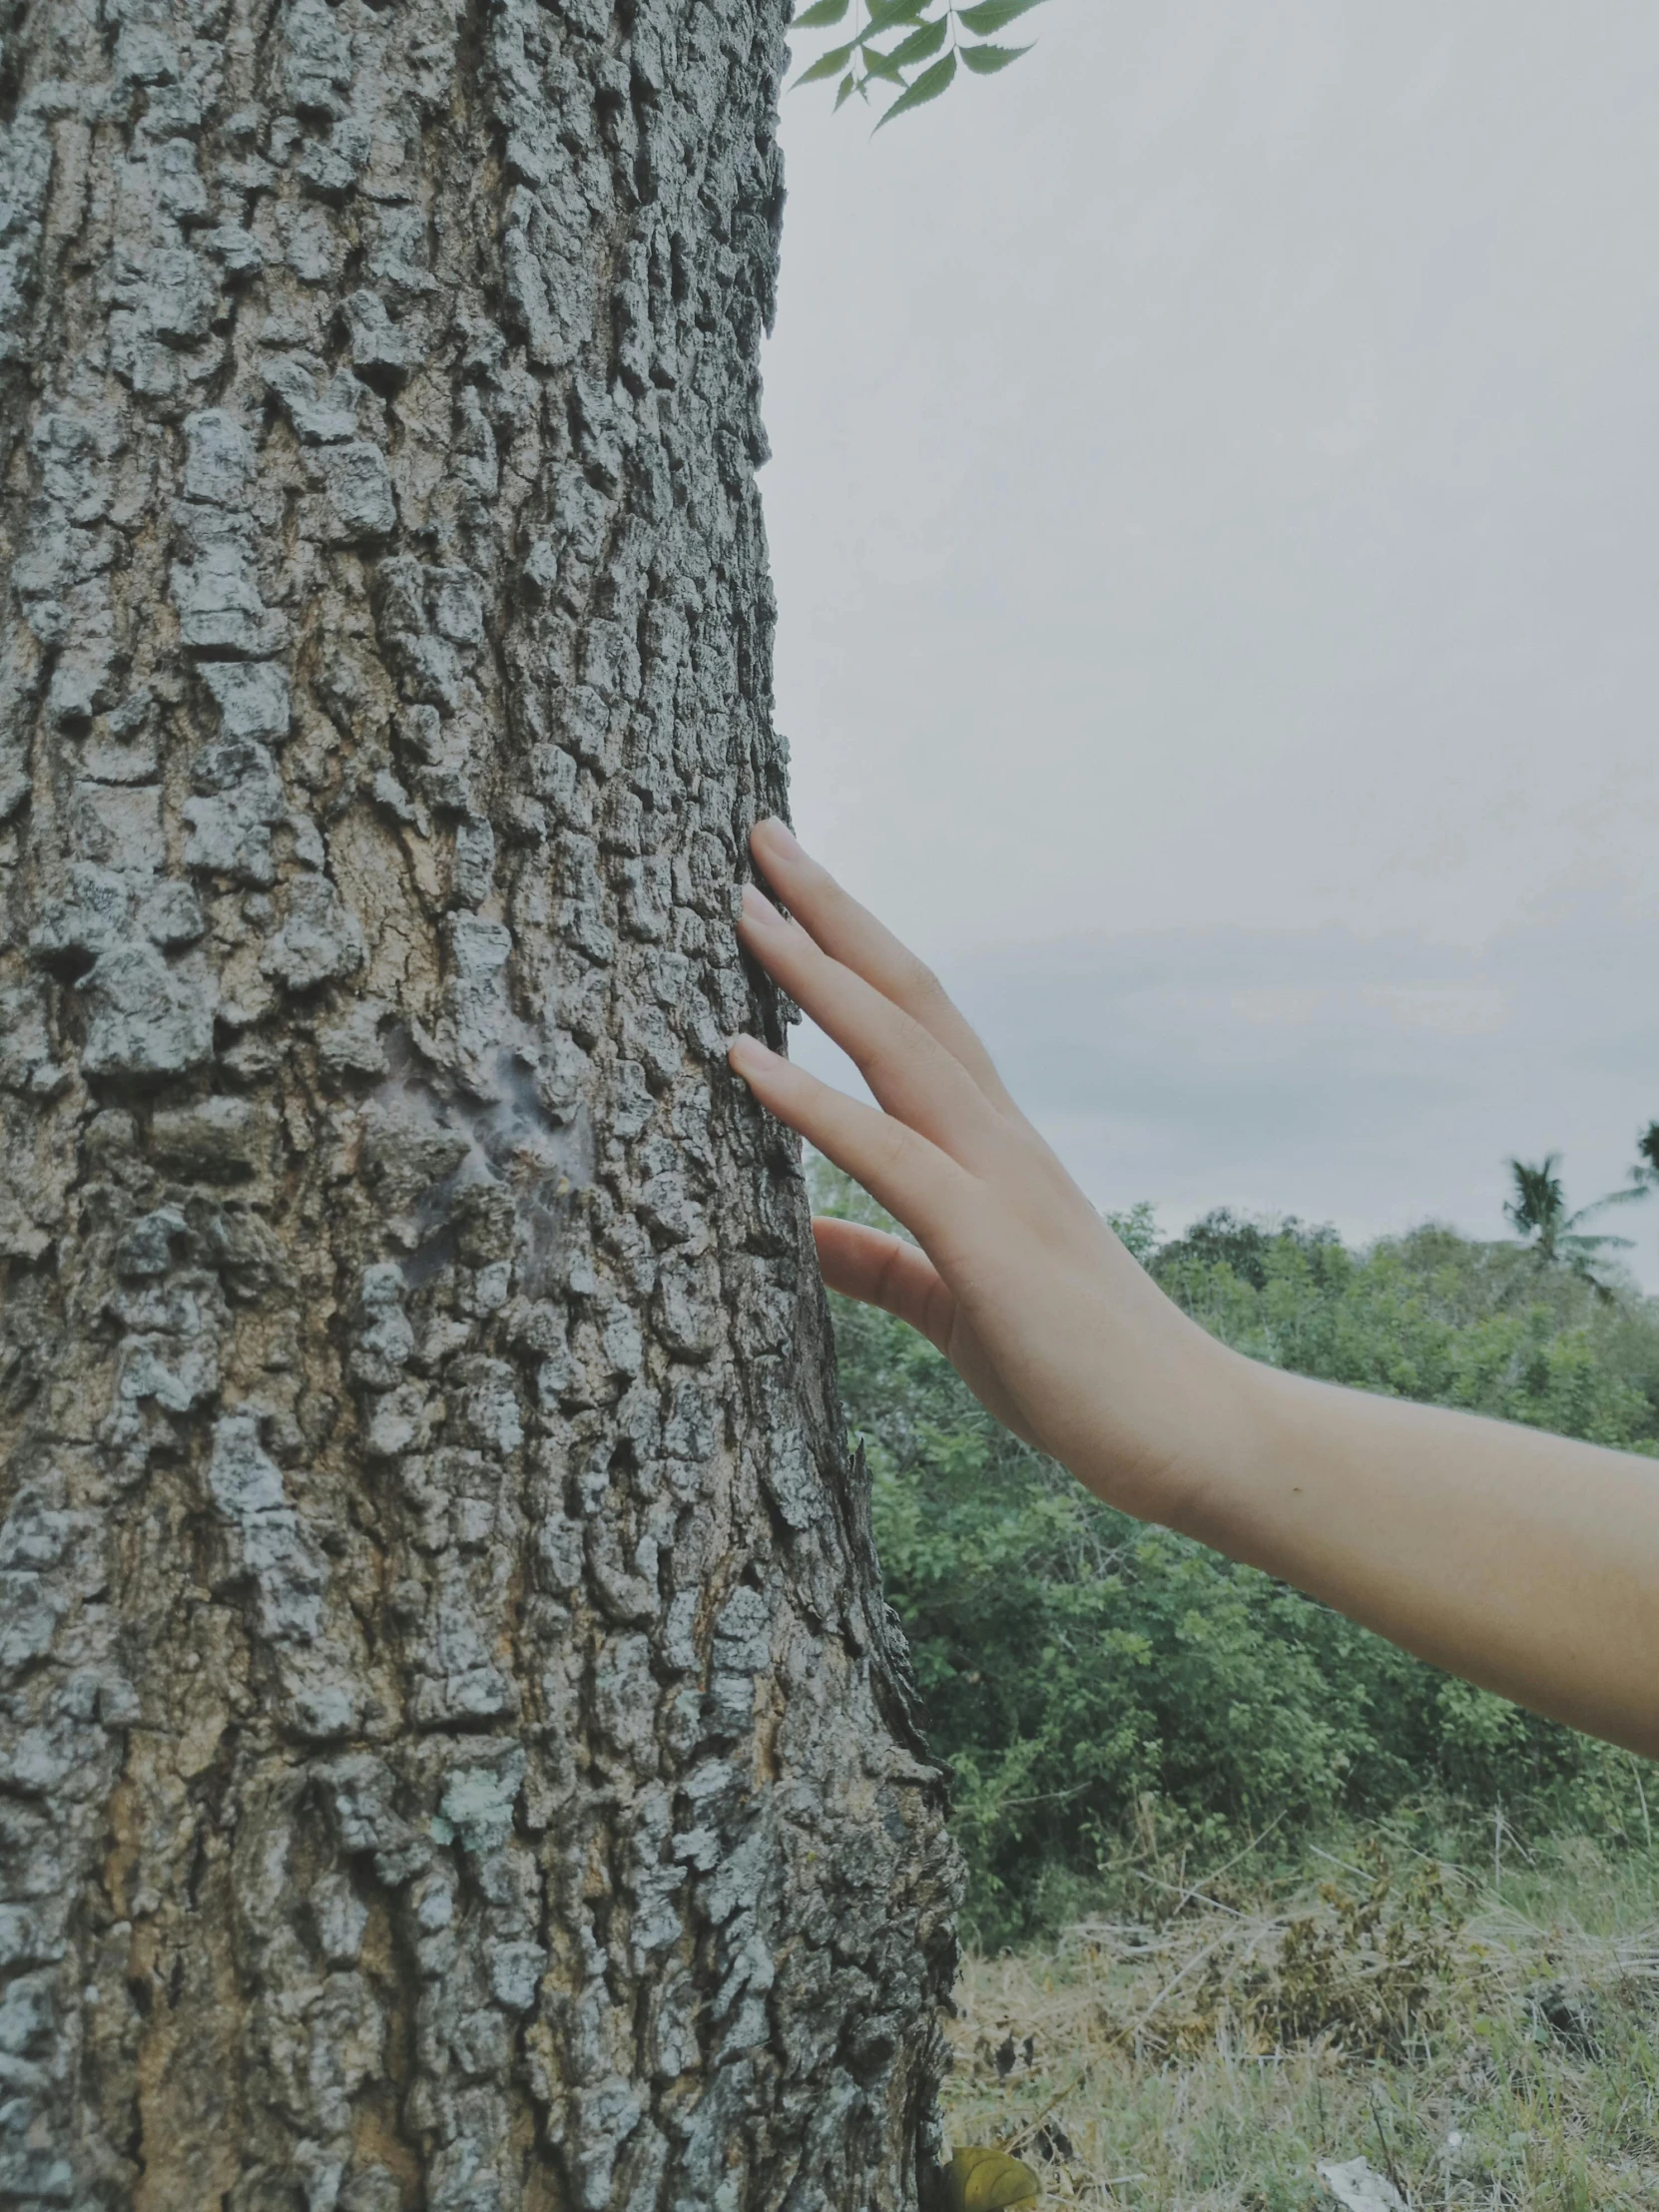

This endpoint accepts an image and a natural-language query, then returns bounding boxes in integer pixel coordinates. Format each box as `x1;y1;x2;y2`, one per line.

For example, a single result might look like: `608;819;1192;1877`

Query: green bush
813;1166;1659;1936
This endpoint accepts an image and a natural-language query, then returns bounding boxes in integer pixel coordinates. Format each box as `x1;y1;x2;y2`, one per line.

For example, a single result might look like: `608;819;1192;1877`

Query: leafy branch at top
790;0;1051;130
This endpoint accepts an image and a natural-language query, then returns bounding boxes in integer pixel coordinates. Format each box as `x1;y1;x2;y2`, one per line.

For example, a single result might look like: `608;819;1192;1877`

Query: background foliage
812;1163;1659;1938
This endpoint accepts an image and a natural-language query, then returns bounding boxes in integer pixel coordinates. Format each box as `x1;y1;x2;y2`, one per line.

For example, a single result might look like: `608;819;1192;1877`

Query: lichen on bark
0;0;961;2202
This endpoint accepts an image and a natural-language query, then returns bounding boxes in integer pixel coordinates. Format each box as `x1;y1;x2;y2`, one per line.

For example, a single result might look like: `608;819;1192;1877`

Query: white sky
760;0;1659;1271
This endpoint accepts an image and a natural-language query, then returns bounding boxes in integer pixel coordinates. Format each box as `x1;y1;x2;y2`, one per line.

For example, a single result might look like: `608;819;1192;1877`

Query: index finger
750;819;1017;1115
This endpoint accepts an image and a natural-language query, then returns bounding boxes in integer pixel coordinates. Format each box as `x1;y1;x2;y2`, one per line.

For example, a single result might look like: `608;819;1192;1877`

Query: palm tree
1502;1152;1634;1297
1580;1122;1659;1269
1611;1121;1659;1205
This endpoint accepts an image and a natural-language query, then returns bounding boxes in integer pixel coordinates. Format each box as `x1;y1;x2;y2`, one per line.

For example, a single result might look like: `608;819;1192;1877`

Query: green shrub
813;1166;1659;1936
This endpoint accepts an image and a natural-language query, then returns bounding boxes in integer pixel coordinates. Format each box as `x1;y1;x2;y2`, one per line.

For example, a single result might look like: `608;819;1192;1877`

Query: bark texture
0;0;961;2201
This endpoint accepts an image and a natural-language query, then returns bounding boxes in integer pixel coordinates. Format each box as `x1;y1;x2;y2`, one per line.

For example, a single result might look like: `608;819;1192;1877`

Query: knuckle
902;953;943;1005
874;1241;912;1311
890;1004;937;1061
870;1117;911;1184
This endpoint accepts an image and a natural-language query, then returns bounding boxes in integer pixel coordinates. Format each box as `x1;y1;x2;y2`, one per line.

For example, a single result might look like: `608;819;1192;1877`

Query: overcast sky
760;0;1659;1274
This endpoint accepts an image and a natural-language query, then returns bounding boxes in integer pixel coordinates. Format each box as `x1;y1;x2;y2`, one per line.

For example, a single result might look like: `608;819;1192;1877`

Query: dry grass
939;1829;1659;2210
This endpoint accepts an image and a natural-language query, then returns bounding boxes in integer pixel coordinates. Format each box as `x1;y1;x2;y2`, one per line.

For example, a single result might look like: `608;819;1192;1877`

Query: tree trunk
0;0;960;2200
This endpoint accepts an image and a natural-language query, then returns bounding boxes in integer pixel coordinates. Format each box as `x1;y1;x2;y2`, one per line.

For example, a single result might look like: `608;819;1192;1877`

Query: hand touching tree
728;819;1659;1761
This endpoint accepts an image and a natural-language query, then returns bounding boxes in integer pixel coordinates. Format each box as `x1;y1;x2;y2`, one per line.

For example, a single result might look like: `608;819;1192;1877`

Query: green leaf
834;69;859;107
857;0;930;41
959;37;1031;72
874;45;956;126
792;0;850;24
861;41;906;80
793;37;857;83
956;0;1048;33
887;12;949;67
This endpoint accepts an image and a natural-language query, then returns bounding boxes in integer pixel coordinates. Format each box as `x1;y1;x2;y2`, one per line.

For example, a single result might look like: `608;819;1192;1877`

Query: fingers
738;884;1004;1170
813;1210;1038;1447
727;1034;970;1251
750;818;1016;1113
812;1216;957;1356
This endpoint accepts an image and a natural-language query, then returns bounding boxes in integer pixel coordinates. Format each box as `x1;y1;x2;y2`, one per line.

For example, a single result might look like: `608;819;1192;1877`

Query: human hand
727;818;1258;1530
728;820;1659;1756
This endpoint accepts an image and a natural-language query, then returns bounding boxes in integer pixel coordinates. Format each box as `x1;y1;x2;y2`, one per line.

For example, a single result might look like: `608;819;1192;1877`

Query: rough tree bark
0;0;961;2200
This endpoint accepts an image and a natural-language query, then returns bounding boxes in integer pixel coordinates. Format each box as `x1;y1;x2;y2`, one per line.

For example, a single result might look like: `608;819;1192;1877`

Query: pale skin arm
728;817;1659;1762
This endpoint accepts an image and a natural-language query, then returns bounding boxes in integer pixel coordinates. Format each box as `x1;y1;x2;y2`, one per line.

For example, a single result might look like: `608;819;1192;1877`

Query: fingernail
727;1033;766;1085
741;882;785;927
757;817;803;858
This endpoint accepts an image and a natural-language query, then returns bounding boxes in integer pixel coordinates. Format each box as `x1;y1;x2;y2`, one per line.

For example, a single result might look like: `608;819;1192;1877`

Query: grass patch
940;1822;1659;2209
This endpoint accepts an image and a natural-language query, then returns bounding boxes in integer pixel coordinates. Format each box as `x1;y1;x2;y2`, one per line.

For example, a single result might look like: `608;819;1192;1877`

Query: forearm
1168;1350;1659;1758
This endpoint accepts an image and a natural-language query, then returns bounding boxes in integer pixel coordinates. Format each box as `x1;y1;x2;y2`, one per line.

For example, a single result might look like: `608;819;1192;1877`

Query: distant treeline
814;1164;1659;1936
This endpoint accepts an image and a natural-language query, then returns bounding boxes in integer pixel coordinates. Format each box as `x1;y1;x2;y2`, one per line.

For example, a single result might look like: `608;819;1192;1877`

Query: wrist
1156;1336;1285;1550
1175;1352;1359;1586
1063;1302;1279;1543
